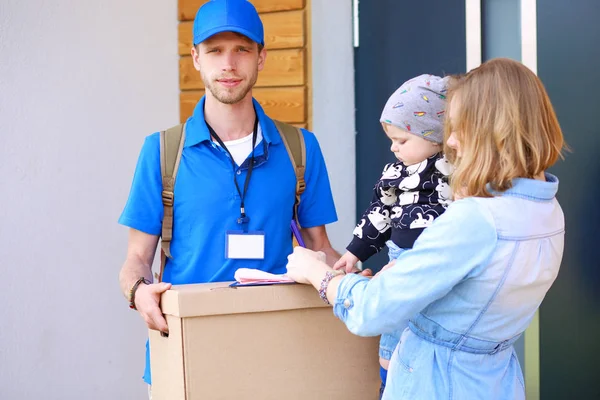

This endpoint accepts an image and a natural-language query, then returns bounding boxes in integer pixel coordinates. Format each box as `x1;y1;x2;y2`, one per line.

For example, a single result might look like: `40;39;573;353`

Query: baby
333;74;453;395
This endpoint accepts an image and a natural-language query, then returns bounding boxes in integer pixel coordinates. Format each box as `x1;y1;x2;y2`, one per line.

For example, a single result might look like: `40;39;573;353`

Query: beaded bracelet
319;270;344;305
129;277;151;310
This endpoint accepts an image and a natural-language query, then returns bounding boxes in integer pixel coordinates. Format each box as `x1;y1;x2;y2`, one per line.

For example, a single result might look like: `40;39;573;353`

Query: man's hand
134;282;172;333
360;268;374;277
333;251;360;273
374;259;397;277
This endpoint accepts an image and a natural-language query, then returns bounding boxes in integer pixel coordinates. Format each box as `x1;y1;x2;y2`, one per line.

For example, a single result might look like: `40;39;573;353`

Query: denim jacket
334;174;564;399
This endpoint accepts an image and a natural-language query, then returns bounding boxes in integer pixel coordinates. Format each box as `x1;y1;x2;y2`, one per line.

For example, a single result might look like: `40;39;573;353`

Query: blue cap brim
193;25;264;46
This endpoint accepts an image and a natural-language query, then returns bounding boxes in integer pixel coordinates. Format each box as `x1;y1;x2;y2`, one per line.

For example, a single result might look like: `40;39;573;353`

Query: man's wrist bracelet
129;277;151;310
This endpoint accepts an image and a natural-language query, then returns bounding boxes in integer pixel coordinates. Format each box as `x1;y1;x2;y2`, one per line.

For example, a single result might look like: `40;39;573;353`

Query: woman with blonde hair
285;58;566;399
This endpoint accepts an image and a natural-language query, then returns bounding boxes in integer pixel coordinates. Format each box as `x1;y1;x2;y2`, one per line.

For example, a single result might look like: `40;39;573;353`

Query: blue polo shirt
119;97;337;384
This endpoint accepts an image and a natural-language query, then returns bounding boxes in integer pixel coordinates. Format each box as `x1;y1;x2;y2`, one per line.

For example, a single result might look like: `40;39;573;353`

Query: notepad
233;268;295;286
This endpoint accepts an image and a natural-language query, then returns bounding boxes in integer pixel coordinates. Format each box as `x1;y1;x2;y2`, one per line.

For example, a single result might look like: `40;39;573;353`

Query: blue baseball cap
193;0;265;46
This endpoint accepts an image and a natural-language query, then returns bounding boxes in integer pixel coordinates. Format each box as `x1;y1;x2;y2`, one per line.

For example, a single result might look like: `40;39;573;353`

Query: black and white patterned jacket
347;153;453;261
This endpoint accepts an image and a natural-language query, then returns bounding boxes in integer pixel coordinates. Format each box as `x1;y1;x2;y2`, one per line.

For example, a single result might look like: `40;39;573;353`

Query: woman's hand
286;247;328;284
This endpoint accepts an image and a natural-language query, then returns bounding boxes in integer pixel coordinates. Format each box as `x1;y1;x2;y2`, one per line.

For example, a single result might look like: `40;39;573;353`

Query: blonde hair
444;58;565;197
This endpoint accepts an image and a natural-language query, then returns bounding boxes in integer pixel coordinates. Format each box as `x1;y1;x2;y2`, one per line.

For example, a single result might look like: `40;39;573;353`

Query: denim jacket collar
491;173;559;201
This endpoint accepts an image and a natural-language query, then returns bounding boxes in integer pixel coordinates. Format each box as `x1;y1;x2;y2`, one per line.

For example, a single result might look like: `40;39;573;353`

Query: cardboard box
149;282;380;399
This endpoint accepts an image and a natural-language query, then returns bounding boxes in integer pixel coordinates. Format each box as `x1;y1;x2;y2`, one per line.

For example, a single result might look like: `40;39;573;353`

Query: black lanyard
206;112;259;225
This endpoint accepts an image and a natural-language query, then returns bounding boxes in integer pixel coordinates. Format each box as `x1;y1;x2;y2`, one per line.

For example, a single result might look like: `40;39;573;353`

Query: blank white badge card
226;231;265;260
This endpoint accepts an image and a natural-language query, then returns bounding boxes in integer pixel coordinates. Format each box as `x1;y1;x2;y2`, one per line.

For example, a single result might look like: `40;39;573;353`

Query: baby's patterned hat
380;74;449;144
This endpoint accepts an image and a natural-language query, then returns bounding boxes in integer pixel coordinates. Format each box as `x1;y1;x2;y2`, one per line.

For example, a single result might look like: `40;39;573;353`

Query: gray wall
0;1;178;398
311;0;356;249
0;1;356;398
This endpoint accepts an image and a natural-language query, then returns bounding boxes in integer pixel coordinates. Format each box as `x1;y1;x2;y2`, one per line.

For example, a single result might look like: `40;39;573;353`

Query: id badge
226;231;265;260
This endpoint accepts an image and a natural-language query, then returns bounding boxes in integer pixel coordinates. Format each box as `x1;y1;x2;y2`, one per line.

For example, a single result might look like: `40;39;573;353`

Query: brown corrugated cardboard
149;282;380;399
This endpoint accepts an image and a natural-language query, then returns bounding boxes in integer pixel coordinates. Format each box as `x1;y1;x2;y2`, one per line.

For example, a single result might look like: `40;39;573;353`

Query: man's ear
257;47;267;72
191;45;201;72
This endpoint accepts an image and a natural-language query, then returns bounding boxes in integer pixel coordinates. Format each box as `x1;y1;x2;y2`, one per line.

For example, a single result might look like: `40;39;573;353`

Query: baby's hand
333;251;360;273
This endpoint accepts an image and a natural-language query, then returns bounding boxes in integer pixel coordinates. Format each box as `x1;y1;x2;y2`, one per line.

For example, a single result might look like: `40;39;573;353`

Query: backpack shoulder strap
158;122;186;282
273;120;306;226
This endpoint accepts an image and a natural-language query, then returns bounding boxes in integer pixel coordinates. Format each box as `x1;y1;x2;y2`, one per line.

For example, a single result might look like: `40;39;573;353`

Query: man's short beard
203;72;258;105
